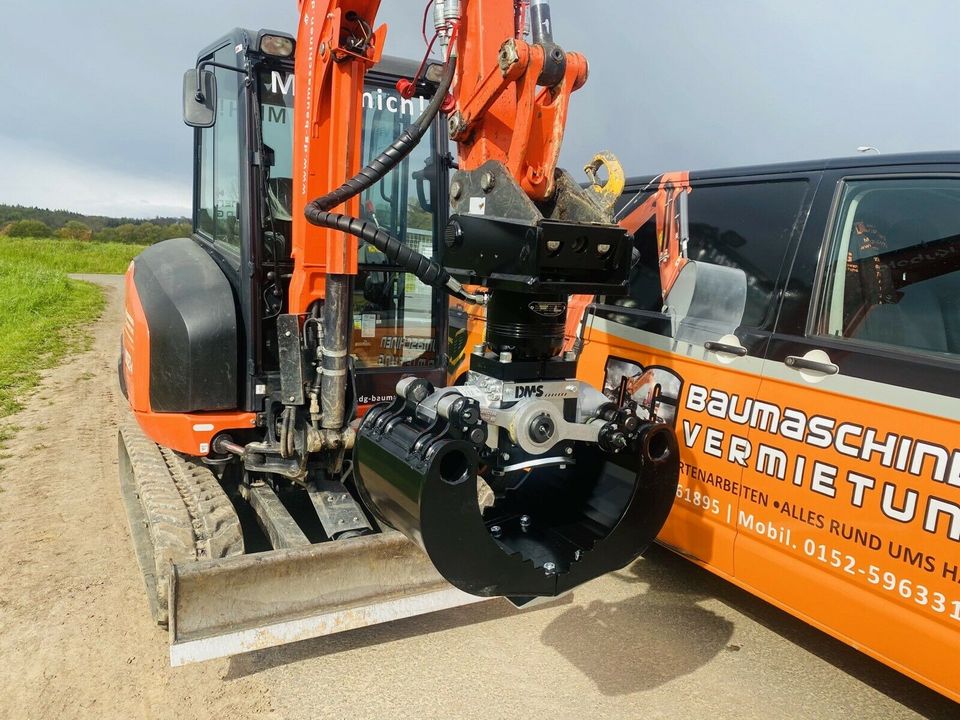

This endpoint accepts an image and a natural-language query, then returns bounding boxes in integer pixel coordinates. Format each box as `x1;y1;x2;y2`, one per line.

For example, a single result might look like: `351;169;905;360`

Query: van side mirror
183;69;217;128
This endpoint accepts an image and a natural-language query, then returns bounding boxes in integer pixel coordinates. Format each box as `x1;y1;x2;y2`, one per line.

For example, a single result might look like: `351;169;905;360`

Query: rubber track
118;417;243;626
160;448;245;560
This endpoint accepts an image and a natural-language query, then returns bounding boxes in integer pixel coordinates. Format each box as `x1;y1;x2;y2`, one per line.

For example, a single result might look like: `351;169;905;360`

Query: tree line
0;204;191;245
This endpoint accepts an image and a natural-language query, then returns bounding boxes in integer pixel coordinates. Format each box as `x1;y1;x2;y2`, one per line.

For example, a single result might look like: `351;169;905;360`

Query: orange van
574;152;960;702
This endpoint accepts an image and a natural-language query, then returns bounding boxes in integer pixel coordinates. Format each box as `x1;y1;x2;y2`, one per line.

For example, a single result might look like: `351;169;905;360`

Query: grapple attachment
354;376;679;604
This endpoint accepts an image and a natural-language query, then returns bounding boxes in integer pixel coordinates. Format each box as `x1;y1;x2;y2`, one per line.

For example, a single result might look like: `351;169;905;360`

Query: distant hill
0;204;191;244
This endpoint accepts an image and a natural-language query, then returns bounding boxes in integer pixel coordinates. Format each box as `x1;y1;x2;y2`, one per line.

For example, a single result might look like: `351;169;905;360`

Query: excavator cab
182;29;451;415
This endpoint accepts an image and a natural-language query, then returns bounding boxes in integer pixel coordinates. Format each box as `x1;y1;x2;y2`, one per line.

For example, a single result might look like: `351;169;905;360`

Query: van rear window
621;180;808;329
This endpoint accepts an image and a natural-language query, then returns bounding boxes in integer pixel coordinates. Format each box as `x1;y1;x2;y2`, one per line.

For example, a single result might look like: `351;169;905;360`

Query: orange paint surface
576;322;960;703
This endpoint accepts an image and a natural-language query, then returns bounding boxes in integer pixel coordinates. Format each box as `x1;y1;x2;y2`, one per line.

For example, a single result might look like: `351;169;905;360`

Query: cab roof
195;27;422;78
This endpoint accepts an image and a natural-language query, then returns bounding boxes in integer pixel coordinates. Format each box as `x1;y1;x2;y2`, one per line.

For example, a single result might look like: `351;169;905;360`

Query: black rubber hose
306;57;456;215
308;211;451;289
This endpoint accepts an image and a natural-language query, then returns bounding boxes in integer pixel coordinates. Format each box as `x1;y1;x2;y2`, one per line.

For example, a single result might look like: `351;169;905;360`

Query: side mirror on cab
182;68;217;128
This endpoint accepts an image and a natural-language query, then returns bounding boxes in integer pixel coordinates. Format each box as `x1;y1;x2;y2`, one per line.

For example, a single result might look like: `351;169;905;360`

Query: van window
684;182;807;327
818;177;960;357
619;181;807;329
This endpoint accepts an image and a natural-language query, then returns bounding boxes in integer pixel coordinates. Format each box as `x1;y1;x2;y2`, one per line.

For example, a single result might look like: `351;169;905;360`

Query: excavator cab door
349;65;452;407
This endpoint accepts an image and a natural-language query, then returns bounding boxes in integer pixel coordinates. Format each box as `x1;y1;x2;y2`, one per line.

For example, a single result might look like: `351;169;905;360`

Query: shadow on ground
540;546;735;695
571;545;957;716
225;544;958;717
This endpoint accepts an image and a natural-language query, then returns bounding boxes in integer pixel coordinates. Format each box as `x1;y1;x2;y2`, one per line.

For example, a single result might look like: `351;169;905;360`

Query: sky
0;0;957;218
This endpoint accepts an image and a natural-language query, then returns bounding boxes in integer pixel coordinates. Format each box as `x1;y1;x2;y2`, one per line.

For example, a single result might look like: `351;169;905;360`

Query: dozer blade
119;411;487;666
168;530;486;666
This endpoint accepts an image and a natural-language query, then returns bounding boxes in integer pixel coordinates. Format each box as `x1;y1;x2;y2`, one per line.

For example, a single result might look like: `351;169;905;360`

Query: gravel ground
0;274;955;720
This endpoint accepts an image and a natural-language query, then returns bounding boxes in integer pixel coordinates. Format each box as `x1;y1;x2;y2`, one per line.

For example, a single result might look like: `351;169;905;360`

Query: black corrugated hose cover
303;58;457;292
306;211;450;288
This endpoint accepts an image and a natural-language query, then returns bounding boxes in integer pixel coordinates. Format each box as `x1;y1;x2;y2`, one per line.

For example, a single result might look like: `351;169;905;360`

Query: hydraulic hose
304;56;484;303
311;211;449;286
306;210;486;303
306;57;456;215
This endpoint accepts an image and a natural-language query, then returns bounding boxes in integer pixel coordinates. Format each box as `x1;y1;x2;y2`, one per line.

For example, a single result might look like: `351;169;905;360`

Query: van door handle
785;355;839;375
704;341;747;357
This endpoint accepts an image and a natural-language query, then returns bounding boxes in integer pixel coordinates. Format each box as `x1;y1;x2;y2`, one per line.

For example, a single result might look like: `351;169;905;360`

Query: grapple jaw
353;385;679;603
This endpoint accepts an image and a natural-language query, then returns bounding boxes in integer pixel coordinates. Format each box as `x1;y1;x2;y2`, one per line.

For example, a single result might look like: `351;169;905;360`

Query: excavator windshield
258;68;295;221
257;66;444;374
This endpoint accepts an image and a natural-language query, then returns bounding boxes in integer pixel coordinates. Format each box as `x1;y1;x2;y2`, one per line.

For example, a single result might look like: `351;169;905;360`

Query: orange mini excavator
118;0;679;664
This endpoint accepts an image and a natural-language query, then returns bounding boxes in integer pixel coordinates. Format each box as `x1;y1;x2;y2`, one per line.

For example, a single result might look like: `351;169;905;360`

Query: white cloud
0;136;191;219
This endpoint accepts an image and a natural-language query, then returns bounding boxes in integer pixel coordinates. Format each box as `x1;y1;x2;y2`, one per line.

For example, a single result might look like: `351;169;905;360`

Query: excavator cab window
258;67;295;262
249;59;447;391
353;82;441;370
197;44;243;252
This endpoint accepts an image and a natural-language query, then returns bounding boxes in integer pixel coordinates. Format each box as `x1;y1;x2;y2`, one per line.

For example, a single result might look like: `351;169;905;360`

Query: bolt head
490;525;502;536
480;171;496;192
498;39;520;73
565;447;574;456
543;562;556;573
448;112;467;138
520;514;531;527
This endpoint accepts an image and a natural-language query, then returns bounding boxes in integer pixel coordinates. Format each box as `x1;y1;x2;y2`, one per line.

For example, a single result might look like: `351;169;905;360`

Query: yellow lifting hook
584;151;626;215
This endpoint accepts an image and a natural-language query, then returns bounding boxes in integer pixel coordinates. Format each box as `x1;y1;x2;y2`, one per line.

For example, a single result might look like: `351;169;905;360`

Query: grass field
0;236;145;275
0;236;145;425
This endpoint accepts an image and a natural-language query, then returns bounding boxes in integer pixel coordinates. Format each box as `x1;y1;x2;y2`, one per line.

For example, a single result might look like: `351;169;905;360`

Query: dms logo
514;384;545;399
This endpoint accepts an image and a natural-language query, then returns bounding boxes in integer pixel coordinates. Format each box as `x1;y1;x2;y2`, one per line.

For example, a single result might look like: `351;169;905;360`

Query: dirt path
0;276;271;719
0;276;954;720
